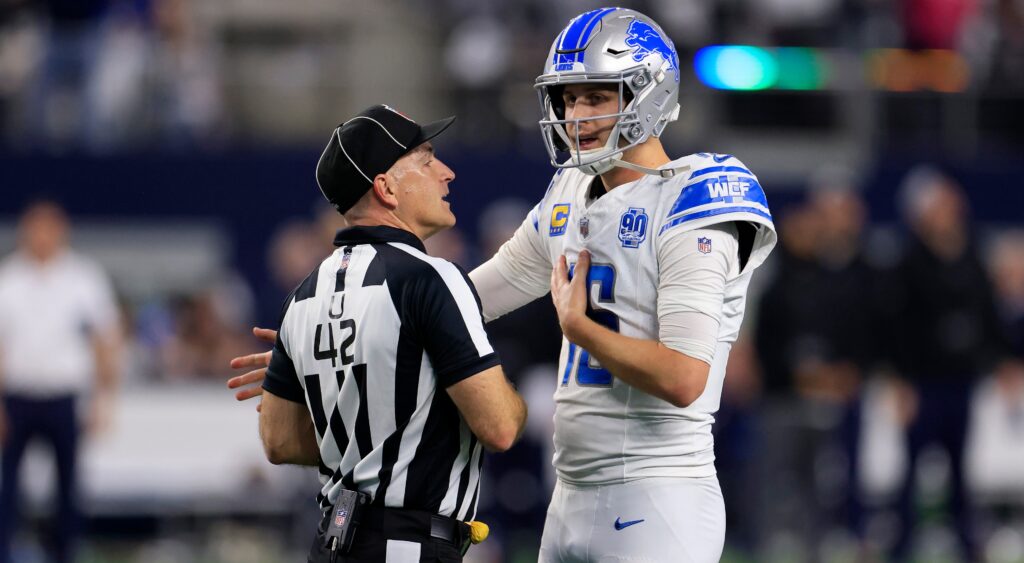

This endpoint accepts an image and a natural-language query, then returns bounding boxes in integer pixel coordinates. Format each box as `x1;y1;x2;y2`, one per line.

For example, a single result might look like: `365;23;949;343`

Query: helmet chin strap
610;156;690;179
578;154;690;179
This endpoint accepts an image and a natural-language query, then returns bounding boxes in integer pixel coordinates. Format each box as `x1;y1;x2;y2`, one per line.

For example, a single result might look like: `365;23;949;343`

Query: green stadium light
775;48;825;90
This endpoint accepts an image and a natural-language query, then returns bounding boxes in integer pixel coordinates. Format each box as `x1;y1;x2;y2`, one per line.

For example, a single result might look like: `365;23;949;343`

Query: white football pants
538;476;725;563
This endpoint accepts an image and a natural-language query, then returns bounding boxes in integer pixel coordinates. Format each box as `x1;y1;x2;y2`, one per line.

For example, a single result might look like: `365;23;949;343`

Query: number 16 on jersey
561;262;619;387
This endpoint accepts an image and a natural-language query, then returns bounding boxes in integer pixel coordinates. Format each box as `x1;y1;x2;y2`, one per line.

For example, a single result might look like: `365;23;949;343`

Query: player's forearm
567;317;710;408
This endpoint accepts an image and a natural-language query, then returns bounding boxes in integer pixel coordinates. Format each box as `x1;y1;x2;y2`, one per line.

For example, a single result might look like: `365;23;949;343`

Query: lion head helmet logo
623;20;679;82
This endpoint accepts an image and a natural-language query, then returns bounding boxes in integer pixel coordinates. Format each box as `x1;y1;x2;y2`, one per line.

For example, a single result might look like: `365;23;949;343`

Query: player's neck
598;139;671;192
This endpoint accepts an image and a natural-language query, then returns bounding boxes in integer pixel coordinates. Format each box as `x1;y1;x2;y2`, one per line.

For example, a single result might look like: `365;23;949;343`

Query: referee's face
390;143;457;240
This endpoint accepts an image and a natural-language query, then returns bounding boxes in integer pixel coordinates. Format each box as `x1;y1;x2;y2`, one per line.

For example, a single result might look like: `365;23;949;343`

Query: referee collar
333;225;426;253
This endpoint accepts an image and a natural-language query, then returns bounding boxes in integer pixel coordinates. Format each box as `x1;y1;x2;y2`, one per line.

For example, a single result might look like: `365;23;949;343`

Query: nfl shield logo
579;216;590;238
697;237;712;254
335;509;347;527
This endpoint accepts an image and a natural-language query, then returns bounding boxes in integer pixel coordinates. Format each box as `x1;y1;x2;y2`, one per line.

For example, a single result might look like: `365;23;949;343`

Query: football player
467;8;776;562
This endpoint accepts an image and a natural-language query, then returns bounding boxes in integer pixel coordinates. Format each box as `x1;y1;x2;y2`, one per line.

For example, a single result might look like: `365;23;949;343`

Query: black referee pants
308;506;465;563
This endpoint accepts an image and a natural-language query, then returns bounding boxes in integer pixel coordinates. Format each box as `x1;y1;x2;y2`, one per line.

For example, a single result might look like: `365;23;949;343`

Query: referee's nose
436;158;455;184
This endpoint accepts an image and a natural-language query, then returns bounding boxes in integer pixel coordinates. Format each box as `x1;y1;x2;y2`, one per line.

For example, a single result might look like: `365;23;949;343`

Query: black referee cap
316;105;456;214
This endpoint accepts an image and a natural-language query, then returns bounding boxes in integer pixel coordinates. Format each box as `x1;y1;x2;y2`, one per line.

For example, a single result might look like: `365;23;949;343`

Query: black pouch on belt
323;489;369;559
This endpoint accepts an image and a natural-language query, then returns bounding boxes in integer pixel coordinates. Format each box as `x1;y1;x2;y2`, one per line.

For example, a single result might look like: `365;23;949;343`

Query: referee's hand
227;327;277;412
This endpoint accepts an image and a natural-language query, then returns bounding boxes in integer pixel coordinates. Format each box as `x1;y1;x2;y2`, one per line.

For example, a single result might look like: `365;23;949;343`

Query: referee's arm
447;365;526;452
259;331;320;466
418;266;527;453
260;392;319;466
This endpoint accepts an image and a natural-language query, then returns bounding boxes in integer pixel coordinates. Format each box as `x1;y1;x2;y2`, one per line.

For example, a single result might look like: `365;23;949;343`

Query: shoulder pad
660;156;772;236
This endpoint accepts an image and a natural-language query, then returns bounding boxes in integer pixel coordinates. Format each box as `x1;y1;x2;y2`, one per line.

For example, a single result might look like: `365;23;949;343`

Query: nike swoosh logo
613;517;645;530
712;154;733;163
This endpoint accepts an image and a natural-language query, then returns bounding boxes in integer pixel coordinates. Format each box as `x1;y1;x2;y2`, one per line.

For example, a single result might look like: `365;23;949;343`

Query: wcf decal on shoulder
707;176;750;199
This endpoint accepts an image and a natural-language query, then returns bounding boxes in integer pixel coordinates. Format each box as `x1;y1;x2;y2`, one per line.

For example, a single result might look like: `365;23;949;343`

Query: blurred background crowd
0;0;1023;562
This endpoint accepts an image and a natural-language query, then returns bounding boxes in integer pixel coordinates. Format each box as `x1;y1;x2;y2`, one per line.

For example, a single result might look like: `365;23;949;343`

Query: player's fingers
552;255;567;285
572;251;590;286
230;351;272;369
227;368;266;389
229;353;260;369
253;327;277;343
235;386;264;402
578;249;590;269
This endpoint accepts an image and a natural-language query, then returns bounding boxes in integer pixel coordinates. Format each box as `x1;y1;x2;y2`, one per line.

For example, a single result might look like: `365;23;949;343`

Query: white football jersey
494;153;777;484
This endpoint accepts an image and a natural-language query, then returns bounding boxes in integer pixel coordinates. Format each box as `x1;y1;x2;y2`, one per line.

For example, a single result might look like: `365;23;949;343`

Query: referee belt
320;504;470;547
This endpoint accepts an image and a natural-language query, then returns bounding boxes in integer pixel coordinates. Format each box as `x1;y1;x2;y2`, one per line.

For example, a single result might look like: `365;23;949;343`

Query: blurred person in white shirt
0;200;120;563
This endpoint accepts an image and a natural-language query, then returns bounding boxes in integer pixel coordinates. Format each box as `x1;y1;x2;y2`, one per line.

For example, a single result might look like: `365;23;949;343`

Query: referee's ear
371;173;400;210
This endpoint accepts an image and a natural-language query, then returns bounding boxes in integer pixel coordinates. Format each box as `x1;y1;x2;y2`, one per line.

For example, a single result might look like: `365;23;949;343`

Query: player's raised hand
551;250;591;342
227;327;278;411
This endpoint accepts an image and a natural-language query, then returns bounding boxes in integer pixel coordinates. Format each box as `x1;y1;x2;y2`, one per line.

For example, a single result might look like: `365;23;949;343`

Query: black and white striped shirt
263;226;500;520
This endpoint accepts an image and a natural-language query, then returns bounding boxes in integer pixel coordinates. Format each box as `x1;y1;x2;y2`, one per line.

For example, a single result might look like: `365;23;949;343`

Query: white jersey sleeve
469;257;542;323
494;202;552;294
656;223;739;365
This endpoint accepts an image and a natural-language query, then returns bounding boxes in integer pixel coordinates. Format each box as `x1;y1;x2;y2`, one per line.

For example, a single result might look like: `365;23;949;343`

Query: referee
258;105;528;563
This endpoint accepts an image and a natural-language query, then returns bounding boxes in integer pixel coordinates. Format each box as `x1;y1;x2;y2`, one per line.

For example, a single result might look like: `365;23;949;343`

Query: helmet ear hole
547;85;566;120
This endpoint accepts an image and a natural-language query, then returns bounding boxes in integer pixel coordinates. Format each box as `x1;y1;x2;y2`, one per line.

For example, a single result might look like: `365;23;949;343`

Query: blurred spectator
150;0;223;147
257;219;321;326
756;202;821;395
423;225;470;266
987;0;1024;90
803;179;880;550
990;229;1024;360
23;0;112;147
0;200;121;563
313;202;348;259
161;273;254;379
901;0;977;49
988;229;1024;419
887;166;1013;563
753;204;822;557
714;332;763;555
754;175;886;558
84;0;152;149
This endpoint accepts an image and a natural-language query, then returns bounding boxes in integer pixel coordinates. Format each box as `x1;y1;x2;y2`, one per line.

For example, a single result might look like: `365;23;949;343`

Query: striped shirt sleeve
263;330;305;403
410;264;501;388
262;289;306;404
